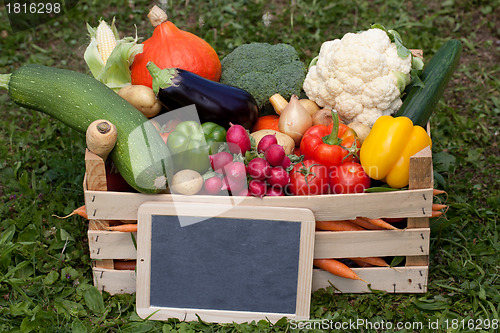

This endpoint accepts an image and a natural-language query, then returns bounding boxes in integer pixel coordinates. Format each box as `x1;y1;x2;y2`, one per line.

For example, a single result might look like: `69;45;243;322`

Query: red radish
267;185;285;196
210;151;233;174
248;179;267;198
231;184;251;197
267;166;290;188
204;176;223;195
223;161;247;193
264;144;286;167
223;176;246;193
226;123;251;155
233;187;250;196
247;158;271;180
280;155;291;169
257;134;278;153
221;177;229;191
224;161;247;181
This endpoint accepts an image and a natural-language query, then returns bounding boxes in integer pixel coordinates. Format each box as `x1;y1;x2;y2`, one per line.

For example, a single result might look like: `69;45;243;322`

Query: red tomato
330;162;371;194
288;160;330;195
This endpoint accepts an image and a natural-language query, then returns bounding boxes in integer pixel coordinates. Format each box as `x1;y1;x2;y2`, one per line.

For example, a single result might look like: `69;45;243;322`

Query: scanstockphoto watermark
290;318;500;331
3;0;79;32
289;318;425;331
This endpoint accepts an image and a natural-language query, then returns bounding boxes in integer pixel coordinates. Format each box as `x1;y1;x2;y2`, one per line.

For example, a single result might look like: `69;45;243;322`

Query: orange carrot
316;220;365;232
350;257;389;267
107;223;138;232
349;217;386;230
53;205;88;219
357;217;399;230
433;189;447;196
114;260;136;270
314;259;366;282
431;210;444;218
432;203;448;211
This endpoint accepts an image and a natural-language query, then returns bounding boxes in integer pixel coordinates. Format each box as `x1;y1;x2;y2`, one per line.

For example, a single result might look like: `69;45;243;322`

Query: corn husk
84;18;143;91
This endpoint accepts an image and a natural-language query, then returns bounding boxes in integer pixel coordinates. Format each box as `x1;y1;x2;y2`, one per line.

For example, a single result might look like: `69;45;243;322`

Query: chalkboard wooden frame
135;201;315;324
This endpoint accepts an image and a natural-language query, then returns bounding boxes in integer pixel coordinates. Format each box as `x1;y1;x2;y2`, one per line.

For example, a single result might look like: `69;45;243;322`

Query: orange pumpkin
130;6;221;88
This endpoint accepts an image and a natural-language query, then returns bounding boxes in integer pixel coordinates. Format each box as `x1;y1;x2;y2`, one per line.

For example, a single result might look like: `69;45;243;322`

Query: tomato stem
294;161;322;188
341;140;360;162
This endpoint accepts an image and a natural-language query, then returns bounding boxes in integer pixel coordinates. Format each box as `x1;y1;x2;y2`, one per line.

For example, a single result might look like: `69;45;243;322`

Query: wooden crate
84;143;433;295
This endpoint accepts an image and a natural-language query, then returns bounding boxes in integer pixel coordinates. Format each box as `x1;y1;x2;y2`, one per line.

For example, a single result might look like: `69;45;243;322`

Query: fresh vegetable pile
0;5;462;195
0;5;460;280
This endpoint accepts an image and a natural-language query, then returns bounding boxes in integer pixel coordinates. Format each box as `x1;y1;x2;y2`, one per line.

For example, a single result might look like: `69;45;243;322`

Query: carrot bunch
432;188;449;218
316;216;400;232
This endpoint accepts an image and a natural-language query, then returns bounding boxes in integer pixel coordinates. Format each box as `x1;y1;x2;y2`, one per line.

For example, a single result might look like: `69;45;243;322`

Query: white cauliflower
303;28;414;127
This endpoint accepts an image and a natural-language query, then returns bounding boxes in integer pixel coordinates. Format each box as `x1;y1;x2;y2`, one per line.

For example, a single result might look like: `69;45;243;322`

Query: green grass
1;0;499;332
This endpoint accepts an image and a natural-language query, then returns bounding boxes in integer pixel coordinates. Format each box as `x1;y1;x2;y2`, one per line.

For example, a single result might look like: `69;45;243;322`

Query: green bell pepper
201;122;227;154
166;121;210;173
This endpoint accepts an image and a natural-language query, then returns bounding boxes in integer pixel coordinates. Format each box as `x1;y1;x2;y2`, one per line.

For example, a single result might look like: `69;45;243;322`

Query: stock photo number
3;0;79;32
5;2;61;14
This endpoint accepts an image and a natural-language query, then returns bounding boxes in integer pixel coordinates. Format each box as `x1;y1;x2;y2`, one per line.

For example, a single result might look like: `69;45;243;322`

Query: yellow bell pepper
360;116;432;188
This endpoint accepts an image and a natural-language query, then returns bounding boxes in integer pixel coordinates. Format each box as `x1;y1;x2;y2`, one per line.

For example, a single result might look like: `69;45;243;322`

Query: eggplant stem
147;62;178;94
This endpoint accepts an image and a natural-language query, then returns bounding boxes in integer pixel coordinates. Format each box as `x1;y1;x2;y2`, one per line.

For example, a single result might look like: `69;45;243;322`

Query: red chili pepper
299;112;360;169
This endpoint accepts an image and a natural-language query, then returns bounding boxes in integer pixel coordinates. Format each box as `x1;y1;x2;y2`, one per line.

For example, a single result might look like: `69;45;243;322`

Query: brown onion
299;98;321;116
312;108;334;127
347;121;371;144
278;95;312;145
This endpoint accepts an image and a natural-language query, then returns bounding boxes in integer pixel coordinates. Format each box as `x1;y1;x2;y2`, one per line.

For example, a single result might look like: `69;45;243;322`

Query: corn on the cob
96;20;117;64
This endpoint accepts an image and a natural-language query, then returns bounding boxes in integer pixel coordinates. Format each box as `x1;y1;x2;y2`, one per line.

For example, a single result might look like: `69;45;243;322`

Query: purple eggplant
147;62;259;130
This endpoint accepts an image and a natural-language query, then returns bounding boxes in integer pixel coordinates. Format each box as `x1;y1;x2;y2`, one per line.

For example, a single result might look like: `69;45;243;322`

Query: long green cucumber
1;64;173;193
396;39;462;127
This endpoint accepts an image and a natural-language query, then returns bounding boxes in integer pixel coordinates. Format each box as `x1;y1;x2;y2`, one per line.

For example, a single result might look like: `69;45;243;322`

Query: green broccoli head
220;42;306;109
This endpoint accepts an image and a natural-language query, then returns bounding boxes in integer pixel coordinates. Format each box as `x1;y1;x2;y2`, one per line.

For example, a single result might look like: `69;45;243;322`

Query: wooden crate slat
88;230;137;260
312;266;428;293
407;145;433;267
92;266;428;295
93;268;136;295
88;228;431;261
84;188;433;222
314;228;430;259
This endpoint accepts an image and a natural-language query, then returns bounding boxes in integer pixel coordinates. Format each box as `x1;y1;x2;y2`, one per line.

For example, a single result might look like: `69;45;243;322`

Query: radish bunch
202;126;294;198
203;124;251;196
203;151;249;196
247;134;291;197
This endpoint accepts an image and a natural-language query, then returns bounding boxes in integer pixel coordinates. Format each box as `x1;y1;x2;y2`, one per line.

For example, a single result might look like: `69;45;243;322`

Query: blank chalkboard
135;201;315;324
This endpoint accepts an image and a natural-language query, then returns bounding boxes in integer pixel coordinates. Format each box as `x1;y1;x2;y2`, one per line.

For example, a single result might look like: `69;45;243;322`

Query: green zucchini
396;39;462;127
0;64;173;194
